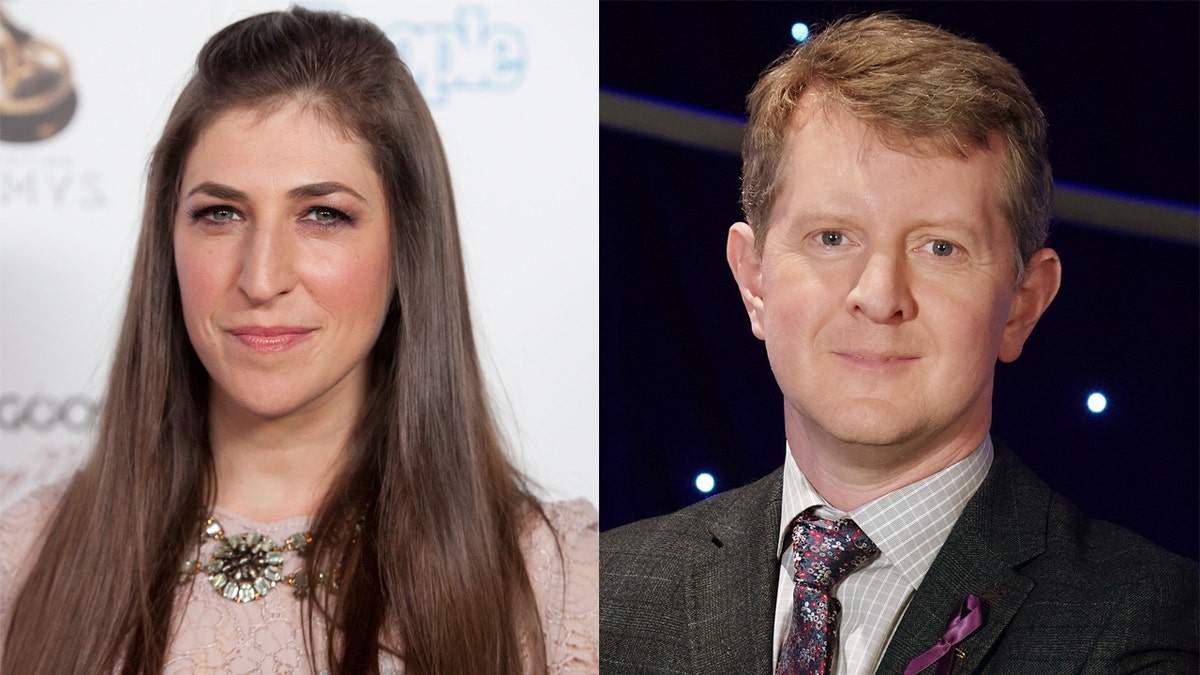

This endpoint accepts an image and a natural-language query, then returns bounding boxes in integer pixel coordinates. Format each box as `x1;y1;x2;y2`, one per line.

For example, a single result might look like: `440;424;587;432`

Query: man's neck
785;413;987;511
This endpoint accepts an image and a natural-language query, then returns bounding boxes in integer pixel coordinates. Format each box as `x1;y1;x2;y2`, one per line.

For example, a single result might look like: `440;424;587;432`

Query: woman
0;8;597;674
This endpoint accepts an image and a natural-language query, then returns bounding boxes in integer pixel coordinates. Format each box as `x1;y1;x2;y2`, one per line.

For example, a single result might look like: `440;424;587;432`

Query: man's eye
819;231;844;246
925;240;956;257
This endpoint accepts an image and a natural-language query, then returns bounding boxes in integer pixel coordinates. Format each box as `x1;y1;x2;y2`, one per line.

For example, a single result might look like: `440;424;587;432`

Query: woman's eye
925;240;956;257
301;207;351;226
191;206;241;223
819;231;844;246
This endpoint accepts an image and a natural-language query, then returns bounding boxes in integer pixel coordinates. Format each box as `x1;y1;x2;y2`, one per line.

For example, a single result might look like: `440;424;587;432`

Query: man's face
728;99;1057;458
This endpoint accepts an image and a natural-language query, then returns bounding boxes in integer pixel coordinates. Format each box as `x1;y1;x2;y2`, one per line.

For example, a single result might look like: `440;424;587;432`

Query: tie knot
789;511;877;590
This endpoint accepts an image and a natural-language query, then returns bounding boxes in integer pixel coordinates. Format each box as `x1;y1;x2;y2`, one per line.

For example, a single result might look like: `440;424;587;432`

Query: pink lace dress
0;485;598;673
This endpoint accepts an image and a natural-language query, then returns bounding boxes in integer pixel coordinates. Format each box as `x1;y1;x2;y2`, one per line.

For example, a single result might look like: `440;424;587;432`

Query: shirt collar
778;436;993;590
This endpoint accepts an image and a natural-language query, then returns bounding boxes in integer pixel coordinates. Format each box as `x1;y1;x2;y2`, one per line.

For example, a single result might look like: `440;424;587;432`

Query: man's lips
832;351;920;369
227;326;315;352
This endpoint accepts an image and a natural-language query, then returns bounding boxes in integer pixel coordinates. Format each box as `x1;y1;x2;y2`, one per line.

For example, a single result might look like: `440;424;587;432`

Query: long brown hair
3;8;545;673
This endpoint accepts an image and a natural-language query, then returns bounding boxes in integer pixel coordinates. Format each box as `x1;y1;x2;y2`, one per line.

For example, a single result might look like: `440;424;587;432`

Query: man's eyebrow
786;211;858;228
287;182;367;202
789;211;982;233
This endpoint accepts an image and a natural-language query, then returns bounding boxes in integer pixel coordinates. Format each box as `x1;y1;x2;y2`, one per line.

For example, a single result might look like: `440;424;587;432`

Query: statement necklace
178;516;336;603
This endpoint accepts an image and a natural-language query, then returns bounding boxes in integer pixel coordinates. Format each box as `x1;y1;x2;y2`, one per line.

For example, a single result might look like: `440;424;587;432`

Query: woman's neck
207;390;358;522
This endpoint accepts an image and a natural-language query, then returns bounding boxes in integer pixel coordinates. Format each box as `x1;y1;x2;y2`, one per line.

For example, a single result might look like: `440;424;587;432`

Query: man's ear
727;222;767;340
999;247;1062;363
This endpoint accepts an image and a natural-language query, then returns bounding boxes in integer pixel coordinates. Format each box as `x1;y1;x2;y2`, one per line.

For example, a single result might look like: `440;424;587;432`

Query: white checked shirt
772;437;993;675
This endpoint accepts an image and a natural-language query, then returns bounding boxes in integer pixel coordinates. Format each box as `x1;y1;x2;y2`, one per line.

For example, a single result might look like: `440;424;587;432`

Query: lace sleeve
0;482;67;660
523;499;599;674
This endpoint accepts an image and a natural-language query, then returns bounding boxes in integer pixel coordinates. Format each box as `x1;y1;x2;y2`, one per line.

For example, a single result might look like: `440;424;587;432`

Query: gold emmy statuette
0;9;77;142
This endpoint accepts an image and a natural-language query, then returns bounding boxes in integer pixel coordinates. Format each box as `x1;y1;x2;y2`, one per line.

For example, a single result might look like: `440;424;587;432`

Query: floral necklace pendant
179;517;312;603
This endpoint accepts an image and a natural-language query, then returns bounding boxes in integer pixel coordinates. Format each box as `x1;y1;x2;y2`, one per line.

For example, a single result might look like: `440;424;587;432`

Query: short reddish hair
741;13;1052;278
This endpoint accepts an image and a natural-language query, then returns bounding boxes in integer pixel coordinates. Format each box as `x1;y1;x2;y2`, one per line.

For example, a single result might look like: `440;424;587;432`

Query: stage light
791;22;810;43
695;472;715;493
1087;392;1107;413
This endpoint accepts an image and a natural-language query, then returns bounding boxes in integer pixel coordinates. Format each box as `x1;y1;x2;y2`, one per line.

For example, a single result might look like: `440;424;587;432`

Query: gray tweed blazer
600;443;1199;674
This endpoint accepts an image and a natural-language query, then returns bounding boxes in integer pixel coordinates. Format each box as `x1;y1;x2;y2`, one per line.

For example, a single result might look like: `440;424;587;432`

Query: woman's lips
227;326;315;352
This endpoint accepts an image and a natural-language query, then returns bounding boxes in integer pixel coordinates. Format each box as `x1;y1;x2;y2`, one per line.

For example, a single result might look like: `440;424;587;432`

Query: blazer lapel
877;445;1049;675
685;469;783;673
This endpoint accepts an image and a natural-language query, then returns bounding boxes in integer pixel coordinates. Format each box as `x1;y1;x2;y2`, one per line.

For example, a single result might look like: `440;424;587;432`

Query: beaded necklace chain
178;516;341;603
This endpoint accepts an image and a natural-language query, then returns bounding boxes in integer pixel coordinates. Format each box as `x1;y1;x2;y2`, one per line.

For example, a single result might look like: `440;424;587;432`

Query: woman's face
174;101;393;424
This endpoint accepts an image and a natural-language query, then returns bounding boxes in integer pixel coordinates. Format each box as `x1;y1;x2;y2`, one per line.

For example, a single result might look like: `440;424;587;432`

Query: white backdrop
0;1;598;506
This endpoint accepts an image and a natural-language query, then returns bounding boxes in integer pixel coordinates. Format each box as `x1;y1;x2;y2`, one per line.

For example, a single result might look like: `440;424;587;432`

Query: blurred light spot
791;22;810;43
1087;392;1107;413
695;472;715;493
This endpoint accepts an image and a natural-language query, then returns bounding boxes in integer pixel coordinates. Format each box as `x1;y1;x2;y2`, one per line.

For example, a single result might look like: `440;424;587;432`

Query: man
600;14;1198;675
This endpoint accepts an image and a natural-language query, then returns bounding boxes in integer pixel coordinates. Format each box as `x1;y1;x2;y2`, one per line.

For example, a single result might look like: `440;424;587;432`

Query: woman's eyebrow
185;182;246;201
182;181;367;202
287;181;367;202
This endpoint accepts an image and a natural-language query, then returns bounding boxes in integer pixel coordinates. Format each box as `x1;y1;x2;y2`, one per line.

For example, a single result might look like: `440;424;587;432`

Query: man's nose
237;219;297;304
844;248;916;323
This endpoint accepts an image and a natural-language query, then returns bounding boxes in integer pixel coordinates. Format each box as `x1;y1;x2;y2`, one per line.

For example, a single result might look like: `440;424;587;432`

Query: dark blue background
600;1;1199;561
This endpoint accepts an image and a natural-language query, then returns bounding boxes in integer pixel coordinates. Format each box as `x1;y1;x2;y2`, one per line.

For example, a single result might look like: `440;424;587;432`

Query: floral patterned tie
776;509;878;675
